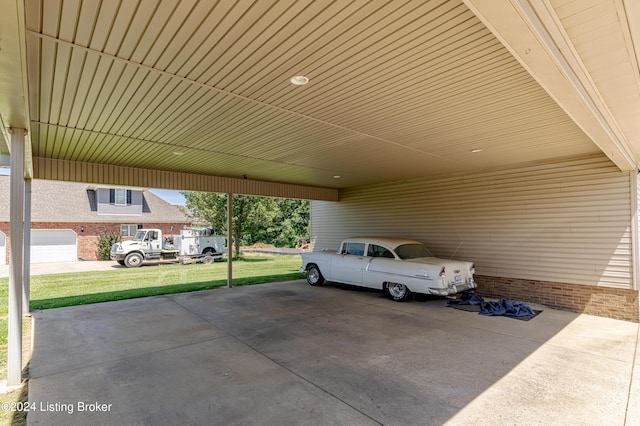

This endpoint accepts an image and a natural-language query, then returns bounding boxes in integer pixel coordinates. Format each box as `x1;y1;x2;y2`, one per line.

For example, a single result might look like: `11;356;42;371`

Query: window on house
110;189;132;206
121;225;138;236
115;189;127;206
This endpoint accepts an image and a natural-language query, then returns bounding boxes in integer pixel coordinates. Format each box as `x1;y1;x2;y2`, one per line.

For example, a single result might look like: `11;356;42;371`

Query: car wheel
124;252;143;268
306;265;325;286
117;260;125;266
384;282;410;302
202;248;214;256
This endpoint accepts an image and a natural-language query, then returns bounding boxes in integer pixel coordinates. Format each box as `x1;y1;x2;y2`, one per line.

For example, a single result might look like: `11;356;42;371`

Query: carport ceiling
2;0;640;189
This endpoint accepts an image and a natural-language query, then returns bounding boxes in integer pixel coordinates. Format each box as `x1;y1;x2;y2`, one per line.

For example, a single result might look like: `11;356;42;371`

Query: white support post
23;178;31;314
7;128;26;386
630;171;639;291
227;193;233;288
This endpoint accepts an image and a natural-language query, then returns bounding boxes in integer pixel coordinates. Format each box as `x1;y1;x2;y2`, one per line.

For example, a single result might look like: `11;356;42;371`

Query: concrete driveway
27;280;639;425
0;260;171;278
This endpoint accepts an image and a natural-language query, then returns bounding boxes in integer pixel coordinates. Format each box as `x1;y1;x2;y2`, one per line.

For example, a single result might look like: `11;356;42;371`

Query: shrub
96;232;121;260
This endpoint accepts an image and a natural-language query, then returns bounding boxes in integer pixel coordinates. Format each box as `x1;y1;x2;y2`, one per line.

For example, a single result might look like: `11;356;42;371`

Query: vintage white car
299;237;476;301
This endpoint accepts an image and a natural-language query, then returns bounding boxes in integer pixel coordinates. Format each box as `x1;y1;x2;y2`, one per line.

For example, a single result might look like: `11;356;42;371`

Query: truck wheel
384;282;411;302
124;252;143;268
306;265;325;286
202;255;215;264
202;248;214;256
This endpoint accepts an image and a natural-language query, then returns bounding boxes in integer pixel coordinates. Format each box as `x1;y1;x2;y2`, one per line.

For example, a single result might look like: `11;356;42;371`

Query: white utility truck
110;228;225;267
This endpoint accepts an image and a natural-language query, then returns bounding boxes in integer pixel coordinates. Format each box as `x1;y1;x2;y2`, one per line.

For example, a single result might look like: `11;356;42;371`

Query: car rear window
395;244;434;259
368;244;395;258
343;242;365;256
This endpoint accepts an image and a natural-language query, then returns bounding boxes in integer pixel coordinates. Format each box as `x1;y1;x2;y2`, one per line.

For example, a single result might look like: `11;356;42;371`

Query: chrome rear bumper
428;280;476;296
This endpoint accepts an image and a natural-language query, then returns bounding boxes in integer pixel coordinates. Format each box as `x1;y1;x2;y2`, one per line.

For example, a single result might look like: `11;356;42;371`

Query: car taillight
470;263;475;273
439;267;446;277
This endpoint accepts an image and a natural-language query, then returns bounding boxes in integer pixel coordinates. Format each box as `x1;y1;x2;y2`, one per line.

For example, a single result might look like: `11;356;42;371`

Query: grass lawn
0;254;304;316
0;254;304;425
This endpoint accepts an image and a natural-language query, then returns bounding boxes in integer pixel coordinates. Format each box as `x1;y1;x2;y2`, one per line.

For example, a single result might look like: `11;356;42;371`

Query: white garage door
0;231;6;265
31;230;77;263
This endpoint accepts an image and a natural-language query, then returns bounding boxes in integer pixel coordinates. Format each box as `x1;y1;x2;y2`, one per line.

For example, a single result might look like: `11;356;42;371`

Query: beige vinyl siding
311;155;633;289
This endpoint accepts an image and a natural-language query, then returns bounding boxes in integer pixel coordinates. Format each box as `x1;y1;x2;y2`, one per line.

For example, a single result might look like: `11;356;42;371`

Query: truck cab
134;229;163;254
110;228;171;267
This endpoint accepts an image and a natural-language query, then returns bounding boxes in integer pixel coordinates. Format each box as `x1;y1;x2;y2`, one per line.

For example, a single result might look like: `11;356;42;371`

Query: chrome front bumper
110;245;126;261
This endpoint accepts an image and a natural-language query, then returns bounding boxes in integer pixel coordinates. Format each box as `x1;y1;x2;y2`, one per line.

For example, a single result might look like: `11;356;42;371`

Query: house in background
0;176;190;264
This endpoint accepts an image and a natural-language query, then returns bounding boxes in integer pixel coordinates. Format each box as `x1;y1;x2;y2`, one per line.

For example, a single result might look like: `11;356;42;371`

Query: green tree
181;192;226;233
268;198;310;247
182;192;310;252
181;192;280;256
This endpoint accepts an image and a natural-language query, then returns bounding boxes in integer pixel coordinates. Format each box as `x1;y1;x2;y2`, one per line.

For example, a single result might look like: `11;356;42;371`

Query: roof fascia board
89;185;147;192
464;0;637;171
620;0;640;96
32;157;340;202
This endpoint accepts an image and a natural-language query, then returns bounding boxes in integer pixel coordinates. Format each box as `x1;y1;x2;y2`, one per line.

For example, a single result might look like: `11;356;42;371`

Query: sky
1;167;187;206
149;189;186;206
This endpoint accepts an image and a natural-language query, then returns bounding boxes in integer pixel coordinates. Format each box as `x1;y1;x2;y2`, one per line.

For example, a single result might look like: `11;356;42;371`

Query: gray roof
0;176;190;223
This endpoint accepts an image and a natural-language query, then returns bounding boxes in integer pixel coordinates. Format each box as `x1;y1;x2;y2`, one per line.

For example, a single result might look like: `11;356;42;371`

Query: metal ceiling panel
19;0;636;190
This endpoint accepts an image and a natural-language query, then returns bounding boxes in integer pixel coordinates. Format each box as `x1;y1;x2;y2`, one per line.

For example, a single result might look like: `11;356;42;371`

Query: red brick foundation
475;275;639;322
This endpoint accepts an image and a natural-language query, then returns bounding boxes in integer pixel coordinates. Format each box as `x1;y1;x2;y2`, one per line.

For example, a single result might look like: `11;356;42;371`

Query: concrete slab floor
26;280;639;425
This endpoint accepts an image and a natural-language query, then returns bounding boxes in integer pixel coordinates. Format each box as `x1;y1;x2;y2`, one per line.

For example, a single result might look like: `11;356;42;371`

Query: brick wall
0;222;188;262
475;275;640;322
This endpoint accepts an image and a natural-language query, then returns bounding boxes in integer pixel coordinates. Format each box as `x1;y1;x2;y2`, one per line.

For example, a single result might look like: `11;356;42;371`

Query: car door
362;243;397;289
330;242;368;286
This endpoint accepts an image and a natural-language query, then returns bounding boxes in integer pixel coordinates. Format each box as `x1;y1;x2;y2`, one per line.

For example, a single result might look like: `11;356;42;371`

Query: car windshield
394;243;434;260
132;230;146;241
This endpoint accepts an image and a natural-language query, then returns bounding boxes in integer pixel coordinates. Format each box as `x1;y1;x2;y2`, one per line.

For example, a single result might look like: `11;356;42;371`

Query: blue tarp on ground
447;292;484;306
479;298;536;318
447;292;538;319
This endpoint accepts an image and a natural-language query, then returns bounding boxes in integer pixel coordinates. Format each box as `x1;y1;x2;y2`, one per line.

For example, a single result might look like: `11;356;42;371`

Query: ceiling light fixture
471;149;483;153
172;151;185;156
290;75;309;85
333;175;341;179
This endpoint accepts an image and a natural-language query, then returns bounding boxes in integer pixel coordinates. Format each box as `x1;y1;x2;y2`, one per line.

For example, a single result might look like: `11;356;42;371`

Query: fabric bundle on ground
479;298;536;318
447;292;541;320
447;292;485;306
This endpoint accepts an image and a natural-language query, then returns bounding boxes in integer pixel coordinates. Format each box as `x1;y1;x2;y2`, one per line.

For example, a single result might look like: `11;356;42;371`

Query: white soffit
10;0;636;190
0;0;33;177
22;0;605;189
464;0;638;171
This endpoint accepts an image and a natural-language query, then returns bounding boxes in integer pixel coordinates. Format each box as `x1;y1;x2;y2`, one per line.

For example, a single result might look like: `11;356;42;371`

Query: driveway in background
0;259;180;278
